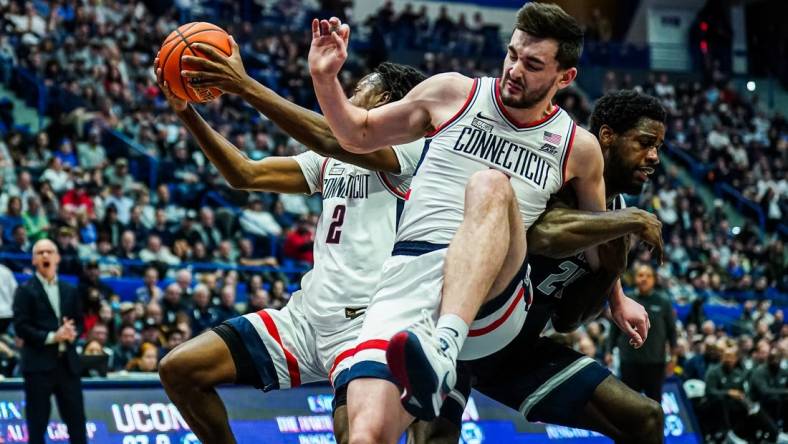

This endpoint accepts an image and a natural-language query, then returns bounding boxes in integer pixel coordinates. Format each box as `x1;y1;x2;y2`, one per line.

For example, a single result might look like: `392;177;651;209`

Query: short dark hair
515;2;584;69
373;62;427;102
589;90;667;138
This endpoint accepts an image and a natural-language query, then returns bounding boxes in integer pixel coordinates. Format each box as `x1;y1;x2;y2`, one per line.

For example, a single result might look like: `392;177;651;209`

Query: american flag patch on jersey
543;131;562;145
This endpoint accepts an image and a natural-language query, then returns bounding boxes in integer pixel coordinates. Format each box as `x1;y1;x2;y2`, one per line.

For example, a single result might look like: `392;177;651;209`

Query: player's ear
598;124;615;148
557;67;577;89
376;90;392;106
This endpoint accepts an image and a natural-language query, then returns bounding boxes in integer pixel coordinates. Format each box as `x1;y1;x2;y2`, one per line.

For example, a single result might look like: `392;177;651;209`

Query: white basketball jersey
293;141;423;333
396;77;577;244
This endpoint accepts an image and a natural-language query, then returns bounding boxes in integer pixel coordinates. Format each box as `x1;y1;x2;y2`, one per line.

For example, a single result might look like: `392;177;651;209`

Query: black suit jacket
12;276;83;374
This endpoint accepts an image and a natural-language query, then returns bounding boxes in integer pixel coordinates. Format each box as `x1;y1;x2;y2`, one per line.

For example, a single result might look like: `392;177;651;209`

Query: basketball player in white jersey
151;45;446;443
308;4;647;442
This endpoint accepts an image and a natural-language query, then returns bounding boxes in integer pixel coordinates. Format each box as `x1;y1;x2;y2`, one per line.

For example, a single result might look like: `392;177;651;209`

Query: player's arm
528;204;662;259
180;37;403;174
154;64;309;194
308;17;468;151
562;127;606;270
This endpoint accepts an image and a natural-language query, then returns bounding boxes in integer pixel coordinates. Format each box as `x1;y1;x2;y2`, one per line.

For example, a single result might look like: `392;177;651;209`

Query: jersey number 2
326;205;346;244
536;261;586;297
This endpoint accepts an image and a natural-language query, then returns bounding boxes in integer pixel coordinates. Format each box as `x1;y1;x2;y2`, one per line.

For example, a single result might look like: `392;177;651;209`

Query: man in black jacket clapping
12;239;87;444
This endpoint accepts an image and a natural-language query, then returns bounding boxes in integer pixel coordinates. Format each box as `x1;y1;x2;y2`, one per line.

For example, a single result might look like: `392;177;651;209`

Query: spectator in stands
40;157;72;194
750;348;788;433
1;225;31;272
54;226;80;276
126;342;159;373
76;130;107;170
37;180;59;221
239;198;282;238
172;210;201;246
54;138;78;169
104;183;133;225
98;205;124;247
213;240;236;266
107;158;135;195
269;279;290;309
608;264;677;401
283;217;314;265
0;264;17;335
195;207;222;251
140;317;163;348
2;196;24;242
77;260;114;304
149;207;174;246
190;283;218;334
22;196;49;241
162;283;189;326
20;132;50;171
245;288;269;315
704;343;779;442
175;269;193;299
111;325;137;372
160;329;185;359
126;206;149;243
214;285;239;324
154;184;184;224
139;234;180;267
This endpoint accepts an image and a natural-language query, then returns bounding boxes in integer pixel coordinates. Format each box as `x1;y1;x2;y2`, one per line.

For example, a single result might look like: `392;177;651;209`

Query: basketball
157;22;232;103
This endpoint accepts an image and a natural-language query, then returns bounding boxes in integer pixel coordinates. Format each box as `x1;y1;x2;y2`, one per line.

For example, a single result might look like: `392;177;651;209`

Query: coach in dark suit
12;239;87;444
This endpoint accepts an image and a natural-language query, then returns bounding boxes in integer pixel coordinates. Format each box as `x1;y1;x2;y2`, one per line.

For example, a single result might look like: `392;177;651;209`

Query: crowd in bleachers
0;2;786;439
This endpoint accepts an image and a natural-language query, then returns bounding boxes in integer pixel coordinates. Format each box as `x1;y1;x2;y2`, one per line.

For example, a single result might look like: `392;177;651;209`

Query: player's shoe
387;310;457;420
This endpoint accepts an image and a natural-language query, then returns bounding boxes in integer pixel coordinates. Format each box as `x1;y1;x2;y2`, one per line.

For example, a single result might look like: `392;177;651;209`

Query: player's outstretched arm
181;37;402;173
154;63;309;194
528;206;662;258
308;17;461;152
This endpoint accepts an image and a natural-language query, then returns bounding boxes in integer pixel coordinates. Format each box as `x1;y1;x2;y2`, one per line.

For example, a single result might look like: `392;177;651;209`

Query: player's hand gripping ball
157;22;232;103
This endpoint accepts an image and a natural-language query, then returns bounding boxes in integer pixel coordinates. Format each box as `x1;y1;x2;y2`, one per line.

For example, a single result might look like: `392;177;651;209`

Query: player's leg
333;384;350;444
388;169;527;418
347;378;414;444
405;365;469;444
571;376;664;444
159;330;238;444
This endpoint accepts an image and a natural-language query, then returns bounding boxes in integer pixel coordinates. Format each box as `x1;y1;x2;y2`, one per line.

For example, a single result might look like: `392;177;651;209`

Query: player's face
605;118;665;195
500;30;575;109
349;74;390;110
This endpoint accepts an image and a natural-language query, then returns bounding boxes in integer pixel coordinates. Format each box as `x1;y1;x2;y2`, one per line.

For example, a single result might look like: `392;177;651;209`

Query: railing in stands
7;64;159;189
10;67;46;131
663;141;784;238
0;252;309;279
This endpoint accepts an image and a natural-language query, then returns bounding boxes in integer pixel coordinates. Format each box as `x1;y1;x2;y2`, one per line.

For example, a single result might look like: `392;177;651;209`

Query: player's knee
638;398;664;438
348;418;388;444
466;169;513;206
159;346;203;390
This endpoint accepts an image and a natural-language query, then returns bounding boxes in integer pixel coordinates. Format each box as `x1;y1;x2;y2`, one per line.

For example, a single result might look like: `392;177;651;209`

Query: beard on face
606;144;647;195
499;72;553;109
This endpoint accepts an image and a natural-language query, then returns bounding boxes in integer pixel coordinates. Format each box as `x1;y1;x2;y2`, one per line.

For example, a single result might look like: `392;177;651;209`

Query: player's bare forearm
311;75;377;152
175;105;309;193
239;80;401;173
528;207;645;258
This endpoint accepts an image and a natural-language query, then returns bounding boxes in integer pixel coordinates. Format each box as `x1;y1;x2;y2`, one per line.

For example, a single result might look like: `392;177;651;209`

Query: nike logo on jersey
475;112;496;122
344;306;367;320
328;165;346;176
452;126;553;189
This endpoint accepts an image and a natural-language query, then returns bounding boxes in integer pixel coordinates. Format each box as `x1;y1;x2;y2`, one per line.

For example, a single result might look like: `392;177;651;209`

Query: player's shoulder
416;72;476;100
567;125;602;163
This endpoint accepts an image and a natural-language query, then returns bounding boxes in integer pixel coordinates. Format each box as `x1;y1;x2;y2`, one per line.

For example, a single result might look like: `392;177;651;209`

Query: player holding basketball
308;4;649;443
152;47;453;443
427;90;668;444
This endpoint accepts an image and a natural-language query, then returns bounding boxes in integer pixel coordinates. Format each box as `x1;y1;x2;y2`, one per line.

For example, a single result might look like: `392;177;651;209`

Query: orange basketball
157;22;232;103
